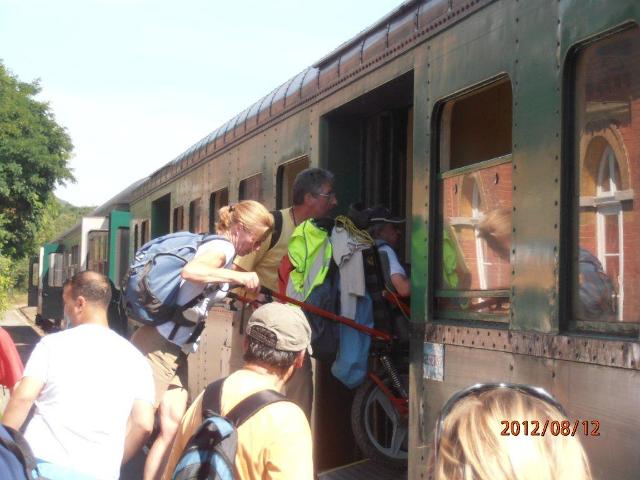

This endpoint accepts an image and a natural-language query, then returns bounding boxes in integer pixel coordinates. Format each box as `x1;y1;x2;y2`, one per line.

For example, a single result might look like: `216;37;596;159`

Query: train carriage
118;0;640;477
32;178;145;333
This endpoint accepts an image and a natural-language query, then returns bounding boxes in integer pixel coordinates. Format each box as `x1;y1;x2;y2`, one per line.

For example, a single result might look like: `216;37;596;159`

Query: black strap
0;426;40;478
268;210;283;251
202;378;288;426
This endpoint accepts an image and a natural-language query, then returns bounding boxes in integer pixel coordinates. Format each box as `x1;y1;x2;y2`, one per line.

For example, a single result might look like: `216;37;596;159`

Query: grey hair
292;168;335;205
243;326;299;370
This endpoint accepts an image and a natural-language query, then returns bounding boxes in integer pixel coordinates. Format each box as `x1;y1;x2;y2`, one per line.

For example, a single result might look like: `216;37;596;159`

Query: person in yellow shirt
234;167;337;293
162;302;313;480
234;167;337;420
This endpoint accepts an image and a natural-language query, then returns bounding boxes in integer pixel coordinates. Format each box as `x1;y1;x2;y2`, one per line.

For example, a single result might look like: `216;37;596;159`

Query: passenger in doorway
234;167;338;420
162;302;313;480
2;271;156;480
427;383;592;480
367;205;411;297
131;200;273;480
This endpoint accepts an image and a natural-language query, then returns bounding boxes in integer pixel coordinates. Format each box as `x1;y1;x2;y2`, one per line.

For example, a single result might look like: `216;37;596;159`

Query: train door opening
318;71;413;472
87;230;109;275
28;256;39;307
189;198;201;233
39;243;64;323
151;193;171;239
173;206;184;232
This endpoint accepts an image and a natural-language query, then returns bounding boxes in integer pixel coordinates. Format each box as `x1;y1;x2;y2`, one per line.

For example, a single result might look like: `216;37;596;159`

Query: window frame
565;24;640;336
173;206;184;232
431;76;514;325
189;198;201;233
208;188;229;233
239;173;263;202
276;156;309;209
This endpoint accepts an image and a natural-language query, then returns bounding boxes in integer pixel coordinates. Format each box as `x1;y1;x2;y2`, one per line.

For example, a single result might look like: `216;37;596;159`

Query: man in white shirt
3;271;155;480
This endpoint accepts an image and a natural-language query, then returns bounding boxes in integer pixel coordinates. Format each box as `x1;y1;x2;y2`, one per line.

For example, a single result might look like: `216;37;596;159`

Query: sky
1;0;404;207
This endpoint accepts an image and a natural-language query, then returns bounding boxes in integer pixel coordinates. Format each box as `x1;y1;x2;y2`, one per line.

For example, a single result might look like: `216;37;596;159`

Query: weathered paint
122;0;640;477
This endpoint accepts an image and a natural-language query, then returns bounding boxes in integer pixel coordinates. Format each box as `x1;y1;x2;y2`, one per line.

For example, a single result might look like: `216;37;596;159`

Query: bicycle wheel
351;373;409;470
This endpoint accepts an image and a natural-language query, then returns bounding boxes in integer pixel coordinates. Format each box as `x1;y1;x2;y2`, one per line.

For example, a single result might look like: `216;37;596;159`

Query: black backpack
0;424;45;480
171;378;288;480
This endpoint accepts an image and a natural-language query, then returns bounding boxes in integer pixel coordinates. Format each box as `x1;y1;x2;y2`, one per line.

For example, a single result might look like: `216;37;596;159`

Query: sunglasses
316;191;335;200
432;383;567;476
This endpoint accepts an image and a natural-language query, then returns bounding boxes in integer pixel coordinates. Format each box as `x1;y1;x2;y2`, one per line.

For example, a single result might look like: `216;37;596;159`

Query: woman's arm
181;250;259;290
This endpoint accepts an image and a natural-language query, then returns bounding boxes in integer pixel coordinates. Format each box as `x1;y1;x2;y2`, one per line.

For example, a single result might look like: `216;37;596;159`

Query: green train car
32;179;145;334
126;0;640;477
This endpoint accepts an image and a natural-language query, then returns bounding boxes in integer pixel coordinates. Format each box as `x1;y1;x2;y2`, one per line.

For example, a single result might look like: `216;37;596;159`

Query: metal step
318;459;407;480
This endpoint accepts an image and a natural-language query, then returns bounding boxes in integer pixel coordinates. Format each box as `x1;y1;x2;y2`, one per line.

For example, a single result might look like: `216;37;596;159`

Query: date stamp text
500;420;600;437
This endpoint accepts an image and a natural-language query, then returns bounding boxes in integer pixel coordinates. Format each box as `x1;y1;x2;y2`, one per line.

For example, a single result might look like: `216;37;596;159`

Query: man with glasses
234;167;337;419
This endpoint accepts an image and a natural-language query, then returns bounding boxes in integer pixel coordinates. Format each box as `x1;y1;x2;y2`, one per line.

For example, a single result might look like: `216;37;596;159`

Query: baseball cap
246;302;311;352
368;205;405;224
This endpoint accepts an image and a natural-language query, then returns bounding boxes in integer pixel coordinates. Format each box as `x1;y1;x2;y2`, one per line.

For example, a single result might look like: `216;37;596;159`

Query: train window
276;156;309;209
434;78;513;323
141;220;148;246
239;174;262;201
134;223;139;252
48;253;64;288
439;79;512;170
173;206;184;232
189;198;201;233
209;188;229;233
573;27;640;330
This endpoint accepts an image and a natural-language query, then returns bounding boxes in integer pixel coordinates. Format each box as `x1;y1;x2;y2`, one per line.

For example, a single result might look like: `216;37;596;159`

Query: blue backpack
172;378;287;480
122;232;230;326
0;424;44;480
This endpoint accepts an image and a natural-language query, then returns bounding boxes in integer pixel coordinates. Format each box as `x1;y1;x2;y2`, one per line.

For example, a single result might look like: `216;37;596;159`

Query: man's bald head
63;271;112;309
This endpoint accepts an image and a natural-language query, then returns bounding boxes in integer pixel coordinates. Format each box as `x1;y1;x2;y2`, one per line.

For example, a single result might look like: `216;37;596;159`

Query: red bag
277;255;294;297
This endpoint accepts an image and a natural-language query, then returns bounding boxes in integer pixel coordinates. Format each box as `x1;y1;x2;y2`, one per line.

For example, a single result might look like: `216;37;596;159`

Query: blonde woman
132;199;273;480
428;383;592;480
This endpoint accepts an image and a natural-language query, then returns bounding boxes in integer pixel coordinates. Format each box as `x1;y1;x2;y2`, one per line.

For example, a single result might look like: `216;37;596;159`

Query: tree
0;62;74;260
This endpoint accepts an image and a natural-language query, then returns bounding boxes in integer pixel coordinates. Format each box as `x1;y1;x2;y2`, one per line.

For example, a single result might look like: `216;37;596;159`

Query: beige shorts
130;325;188;406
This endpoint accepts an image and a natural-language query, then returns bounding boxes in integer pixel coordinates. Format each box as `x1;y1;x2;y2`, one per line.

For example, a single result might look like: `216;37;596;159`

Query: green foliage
34;195;94;250
0;256;11;314
0;62;74;260
0;196;94;315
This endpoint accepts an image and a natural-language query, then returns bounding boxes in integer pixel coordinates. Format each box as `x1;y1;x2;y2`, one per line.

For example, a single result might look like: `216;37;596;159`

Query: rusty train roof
133;0;489;201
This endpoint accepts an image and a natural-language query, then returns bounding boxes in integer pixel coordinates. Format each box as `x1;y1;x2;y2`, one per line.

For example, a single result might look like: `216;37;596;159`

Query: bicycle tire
350;373;409;470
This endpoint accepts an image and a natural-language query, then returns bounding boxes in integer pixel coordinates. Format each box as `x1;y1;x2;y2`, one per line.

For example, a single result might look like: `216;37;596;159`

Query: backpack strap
268;210;283;252
202;377;288;427
0;425;40;479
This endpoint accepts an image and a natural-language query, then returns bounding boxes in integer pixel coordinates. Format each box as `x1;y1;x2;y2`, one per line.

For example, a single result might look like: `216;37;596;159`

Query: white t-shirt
157;238;235;346
377;241;407;277
23;324;155;480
